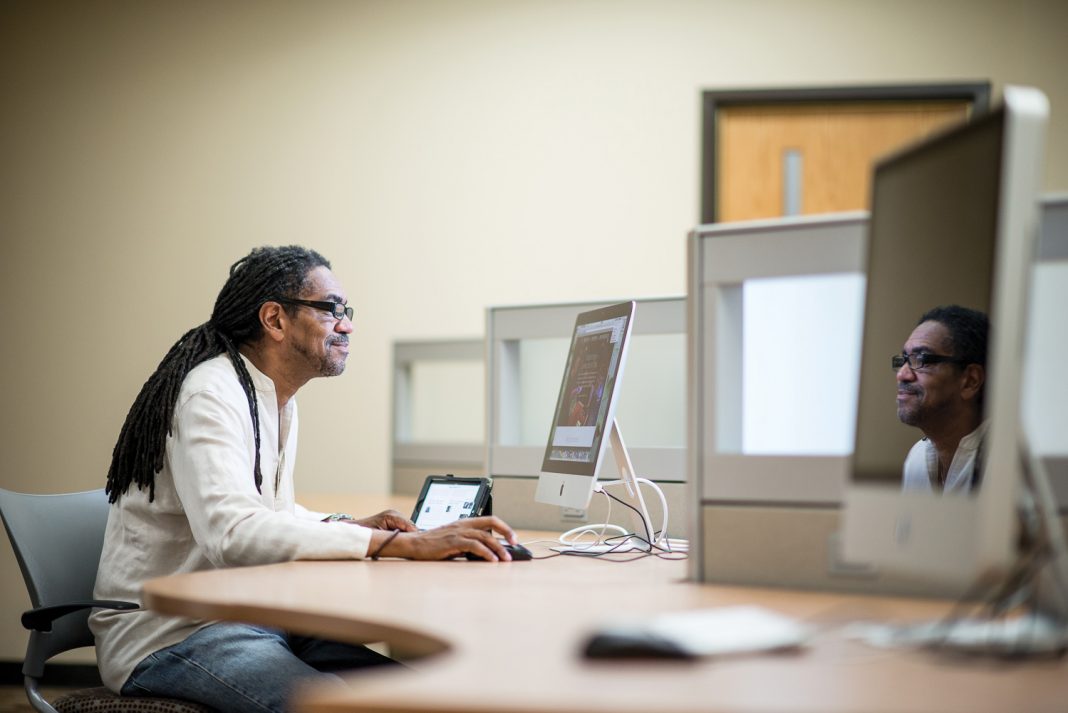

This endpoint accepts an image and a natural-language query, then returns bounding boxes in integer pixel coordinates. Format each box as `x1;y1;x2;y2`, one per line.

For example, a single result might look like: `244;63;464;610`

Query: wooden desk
142;501;1068;713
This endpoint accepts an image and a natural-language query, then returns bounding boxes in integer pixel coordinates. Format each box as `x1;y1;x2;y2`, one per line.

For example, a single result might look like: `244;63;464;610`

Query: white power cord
556;478;684;552
558;489;624;550
598;476;669;548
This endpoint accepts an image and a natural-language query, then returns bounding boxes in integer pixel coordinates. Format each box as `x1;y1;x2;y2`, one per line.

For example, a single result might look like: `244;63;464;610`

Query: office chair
0;487;214;713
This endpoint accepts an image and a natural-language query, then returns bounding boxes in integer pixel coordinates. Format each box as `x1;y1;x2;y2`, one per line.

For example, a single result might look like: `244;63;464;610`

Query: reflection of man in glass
895;305;988;493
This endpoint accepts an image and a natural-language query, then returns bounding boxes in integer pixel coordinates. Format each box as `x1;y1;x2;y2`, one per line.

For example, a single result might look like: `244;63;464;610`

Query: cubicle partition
391;197;1065;567
485;298;688;535
686;213;906;593
391;339;486;495
688;200;1068;596
1026;195;1068;503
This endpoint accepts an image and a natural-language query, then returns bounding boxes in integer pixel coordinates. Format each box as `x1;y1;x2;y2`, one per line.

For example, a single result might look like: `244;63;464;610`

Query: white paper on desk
645;606;812;656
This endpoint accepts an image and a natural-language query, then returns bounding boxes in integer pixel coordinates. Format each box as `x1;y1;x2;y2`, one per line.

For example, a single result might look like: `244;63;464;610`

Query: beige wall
2;0;1066;663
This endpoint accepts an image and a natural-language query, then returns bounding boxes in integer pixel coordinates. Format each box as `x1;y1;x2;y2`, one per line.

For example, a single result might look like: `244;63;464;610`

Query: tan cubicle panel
686;213;931;596
391;339;486;495
485;298;687;538
689;200;1068;598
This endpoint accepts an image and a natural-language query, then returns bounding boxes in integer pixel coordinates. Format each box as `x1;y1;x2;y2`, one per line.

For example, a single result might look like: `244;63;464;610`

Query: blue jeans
121;622;398;712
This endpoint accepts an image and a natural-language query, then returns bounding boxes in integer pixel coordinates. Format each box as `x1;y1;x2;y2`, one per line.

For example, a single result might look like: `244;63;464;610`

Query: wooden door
701;85;990;223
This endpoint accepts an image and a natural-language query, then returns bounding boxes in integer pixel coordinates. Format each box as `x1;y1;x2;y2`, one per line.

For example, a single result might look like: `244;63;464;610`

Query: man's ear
258;301;288;343
960;363;985;402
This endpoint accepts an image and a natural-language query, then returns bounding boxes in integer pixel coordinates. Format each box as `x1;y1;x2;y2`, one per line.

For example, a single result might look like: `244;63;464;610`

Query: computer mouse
582;628;694;659
463;542;533;561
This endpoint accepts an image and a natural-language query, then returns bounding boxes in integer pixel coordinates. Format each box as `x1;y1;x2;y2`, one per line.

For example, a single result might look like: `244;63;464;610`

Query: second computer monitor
535;301;636;510
843;86;1049;585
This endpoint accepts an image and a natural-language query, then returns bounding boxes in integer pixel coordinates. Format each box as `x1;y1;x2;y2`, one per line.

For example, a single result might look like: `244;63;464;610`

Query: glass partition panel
518;337;569;446
690;212;868;505
515;333;687;448
742;273;865;455
488;298;686;480
616;333;687;448
1023;259;1068;457
409;359;485;444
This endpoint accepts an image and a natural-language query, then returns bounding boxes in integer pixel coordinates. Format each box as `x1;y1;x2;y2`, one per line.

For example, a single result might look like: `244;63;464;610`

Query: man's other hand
349;510;417;532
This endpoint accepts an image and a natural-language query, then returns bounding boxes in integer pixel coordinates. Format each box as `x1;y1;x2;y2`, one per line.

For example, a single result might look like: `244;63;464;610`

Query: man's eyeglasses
891;352;968;372
274;297;354;321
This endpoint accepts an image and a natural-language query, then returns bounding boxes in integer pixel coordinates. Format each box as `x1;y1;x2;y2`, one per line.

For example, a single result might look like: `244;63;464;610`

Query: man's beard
896;384;924;426
297;335;348;377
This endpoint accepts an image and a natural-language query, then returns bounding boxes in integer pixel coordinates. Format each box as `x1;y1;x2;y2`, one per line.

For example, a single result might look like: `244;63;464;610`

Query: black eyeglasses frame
273;297;354;321
891;352;970;372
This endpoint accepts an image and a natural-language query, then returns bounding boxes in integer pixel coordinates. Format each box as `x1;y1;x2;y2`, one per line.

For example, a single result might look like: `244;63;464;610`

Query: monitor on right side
842;86;1049;587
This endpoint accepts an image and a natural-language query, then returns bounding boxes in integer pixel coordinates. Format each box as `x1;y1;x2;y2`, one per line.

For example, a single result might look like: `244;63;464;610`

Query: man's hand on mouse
367;516;519;562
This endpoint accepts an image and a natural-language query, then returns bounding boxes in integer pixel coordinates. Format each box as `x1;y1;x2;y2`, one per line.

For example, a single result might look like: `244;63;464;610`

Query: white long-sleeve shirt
902;421;988;494
91;353;373;692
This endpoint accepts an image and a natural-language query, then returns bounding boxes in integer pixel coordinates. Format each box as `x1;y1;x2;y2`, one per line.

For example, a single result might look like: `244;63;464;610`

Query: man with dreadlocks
90;246;518;713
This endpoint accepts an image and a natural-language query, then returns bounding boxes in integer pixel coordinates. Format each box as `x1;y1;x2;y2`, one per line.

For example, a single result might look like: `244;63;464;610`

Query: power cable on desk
598;489;689;557
552;488;687;553
520;532;687;561
563;532;688;561
523;482;689;561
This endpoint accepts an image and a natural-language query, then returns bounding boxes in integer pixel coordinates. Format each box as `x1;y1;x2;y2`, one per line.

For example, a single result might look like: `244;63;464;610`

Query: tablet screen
412;479;486;530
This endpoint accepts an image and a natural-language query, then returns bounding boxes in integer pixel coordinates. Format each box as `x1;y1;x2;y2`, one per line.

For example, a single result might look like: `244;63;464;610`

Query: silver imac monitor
535;301;636;511
842;86;1049;587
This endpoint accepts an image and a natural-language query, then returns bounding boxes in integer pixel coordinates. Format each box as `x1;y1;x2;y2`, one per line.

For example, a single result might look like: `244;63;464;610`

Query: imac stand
555;420;670;554
872;443;1068;657
973;443;1068;635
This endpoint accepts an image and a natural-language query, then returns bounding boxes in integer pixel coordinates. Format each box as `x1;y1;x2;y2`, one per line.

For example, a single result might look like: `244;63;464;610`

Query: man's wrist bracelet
323;513;354;523
369;529;401;560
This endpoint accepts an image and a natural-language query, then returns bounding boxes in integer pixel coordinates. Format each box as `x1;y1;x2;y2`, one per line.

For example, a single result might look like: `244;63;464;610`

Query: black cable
558;531;687;561
601;488;658;542
597;490;686;556
542;487;687;561
603;529;684;557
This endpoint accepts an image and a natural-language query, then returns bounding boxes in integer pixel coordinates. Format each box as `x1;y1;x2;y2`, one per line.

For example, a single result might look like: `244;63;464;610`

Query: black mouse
463;542;533;561
582;628;693;659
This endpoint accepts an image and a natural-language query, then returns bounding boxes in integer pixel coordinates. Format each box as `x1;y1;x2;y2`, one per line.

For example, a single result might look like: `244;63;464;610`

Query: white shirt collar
237;352;278;397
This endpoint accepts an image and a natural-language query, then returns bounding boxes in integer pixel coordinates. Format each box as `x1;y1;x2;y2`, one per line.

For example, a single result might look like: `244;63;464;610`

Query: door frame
700;82;992;223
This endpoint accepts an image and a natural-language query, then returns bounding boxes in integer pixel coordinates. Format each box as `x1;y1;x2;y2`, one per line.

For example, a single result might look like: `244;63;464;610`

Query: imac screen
853;111;1002;488
843;86;1048;583
541;301;634;478
534;300;632;512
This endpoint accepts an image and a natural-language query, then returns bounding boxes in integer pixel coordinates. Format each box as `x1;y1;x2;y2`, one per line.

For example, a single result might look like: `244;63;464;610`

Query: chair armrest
21;600;139;632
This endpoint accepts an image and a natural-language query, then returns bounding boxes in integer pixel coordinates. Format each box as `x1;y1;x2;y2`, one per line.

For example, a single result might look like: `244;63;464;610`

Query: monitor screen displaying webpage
536;301;635;510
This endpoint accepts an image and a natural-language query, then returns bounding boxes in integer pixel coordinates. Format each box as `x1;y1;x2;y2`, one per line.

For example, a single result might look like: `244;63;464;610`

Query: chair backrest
0;488;112;663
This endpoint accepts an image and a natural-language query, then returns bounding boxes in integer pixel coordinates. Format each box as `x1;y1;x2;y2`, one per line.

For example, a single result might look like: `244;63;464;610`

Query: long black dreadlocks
105;245;331;503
